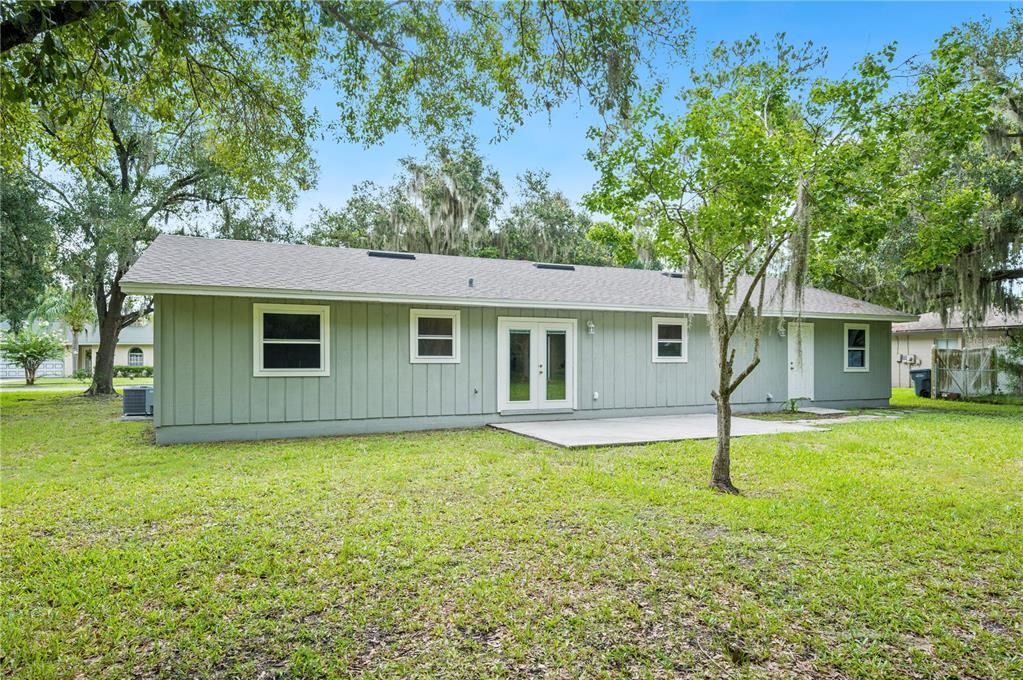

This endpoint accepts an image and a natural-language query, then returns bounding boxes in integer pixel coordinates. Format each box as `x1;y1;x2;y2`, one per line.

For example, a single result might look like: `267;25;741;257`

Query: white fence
931;347;1014;397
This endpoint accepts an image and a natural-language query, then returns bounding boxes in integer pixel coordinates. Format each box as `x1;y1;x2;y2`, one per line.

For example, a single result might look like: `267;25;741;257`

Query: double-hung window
844;323;869;372
410;309;460;363
127;347;144;367
652;317;688;363
253;303;330;377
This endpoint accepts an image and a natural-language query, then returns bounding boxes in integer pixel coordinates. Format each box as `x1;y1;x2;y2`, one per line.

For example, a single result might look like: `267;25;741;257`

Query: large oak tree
3;0;689;394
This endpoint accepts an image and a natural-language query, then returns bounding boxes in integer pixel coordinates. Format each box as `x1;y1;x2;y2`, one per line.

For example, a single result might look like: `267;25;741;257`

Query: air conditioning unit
123;385;154;417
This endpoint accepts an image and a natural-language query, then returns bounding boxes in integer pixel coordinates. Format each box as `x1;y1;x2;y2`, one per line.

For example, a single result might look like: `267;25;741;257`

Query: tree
3;1;688;174
309;137;505;255
810;9;1023;322
31;286;94;375
6;1;689;395
0;326;64;385
495;171;610;265
586;37;897;493
36;104;304;396
0;172;54;329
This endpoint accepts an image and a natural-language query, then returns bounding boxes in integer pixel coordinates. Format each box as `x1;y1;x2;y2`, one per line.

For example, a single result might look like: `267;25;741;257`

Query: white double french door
497;318;576;411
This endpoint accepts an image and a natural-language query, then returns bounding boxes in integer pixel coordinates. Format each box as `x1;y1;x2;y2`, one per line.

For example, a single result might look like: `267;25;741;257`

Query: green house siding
152;295;892;443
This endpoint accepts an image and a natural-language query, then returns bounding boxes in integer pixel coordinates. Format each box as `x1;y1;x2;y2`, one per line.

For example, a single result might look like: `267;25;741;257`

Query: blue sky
292;1;1016;227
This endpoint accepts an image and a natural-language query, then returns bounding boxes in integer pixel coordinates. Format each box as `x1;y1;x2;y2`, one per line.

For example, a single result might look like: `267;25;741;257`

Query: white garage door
0;359;65;379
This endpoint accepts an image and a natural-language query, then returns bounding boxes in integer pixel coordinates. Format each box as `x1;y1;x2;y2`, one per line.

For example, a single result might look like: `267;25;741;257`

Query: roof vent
534;262;575;271
368;250;416;260
661;272;685;279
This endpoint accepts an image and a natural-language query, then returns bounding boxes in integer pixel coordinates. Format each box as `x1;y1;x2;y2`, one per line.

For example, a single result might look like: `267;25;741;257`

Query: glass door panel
508;330;531;403
545;330;566;401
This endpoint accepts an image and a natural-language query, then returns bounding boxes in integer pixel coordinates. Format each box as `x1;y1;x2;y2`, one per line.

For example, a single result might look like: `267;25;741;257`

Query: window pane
264;343;321;369
509;330;530;402
847;328;866;349
546;331;566;400
128;348;144;367
658;340;683;358
847;349;866;368
657;323;683;340
418;338;453;357
264;313;320;340
418;316;453;337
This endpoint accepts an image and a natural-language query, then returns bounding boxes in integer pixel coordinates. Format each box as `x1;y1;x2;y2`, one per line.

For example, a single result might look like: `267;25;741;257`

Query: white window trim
127;347;144;367
410;309;461;364
253;303;330;377
843;322;870;373
652;317;688;363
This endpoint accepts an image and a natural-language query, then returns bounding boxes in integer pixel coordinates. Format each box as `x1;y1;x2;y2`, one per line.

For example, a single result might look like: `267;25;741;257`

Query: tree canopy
810;9;1023;324
0;171;54;329
308;138;613;264
586;36;898;492
4;0;689;395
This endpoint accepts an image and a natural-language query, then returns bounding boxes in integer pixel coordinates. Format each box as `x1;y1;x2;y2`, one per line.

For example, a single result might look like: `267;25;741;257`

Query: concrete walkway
492;413;822;448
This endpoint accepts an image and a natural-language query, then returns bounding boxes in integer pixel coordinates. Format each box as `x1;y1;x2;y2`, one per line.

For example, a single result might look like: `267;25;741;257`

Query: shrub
996;331;1023;394
0;327;64;385
72;368;92;383
112;365;153;379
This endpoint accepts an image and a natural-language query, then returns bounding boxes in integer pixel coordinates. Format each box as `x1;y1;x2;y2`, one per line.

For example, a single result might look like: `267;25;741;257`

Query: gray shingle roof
122;234;915;320
892;311;1023;333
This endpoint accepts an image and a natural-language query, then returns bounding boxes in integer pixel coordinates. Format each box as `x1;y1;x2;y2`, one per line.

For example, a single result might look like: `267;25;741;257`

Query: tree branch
1;1;108;52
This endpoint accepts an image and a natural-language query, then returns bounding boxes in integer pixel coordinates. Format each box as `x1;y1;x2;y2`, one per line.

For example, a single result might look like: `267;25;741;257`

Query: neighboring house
68;320;155;376
891;311;1022;388
0;319;154;379
122;235;915;444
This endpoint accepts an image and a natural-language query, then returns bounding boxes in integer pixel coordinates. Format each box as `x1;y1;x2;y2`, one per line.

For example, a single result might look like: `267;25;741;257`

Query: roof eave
120;281;918;322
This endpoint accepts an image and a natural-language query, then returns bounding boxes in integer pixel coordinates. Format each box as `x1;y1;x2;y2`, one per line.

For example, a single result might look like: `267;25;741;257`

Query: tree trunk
85;285;126;395
24;365;36;385
710;395;739;494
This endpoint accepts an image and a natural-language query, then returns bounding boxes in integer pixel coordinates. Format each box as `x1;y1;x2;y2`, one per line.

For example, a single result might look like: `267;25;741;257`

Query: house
66;320;155;376
121;235;915;444
891;311;1022;389
0;320;154;379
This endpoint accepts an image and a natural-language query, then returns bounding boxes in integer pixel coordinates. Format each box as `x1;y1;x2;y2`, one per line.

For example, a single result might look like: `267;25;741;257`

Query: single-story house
121;235;916;444
0;319;154;379
891;311;1022;389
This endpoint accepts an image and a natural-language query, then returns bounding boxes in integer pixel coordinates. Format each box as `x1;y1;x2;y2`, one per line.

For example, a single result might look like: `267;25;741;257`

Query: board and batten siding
153;294;891;442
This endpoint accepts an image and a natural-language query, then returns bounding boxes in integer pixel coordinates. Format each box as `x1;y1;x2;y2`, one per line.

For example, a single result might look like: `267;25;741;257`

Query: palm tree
31;287;94;374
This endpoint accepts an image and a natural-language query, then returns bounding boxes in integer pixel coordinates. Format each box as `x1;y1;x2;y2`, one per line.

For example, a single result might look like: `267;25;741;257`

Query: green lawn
891;387;1023;412
2;392;1021;678
0;377;153;388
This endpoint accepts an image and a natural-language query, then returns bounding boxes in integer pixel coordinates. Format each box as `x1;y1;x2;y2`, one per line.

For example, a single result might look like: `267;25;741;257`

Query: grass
890;387;1023;413
0;377;153;388
2;392;1021;678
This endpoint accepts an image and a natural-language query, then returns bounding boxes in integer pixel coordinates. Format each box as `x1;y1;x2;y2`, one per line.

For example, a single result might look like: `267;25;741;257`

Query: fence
931;347;1004;397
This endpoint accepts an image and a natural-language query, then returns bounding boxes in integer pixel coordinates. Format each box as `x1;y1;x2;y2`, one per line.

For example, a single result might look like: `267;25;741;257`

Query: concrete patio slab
492;413;822;448
798;406;849;415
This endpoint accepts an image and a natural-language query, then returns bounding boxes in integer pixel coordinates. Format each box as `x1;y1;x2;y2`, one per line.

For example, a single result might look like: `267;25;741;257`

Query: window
652;317;688;363
253;303;330;377
934;337;960;350
127;347;144;367
410;309;460;363
844;323;870;372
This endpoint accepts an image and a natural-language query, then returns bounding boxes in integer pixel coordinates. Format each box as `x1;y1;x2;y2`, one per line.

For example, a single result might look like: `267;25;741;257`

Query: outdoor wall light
586;320;596;335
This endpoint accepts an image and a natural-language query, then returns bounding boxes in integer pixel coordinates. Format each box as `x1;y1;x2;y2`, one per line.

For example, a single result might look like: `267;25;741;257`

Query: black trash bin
909;368;931;398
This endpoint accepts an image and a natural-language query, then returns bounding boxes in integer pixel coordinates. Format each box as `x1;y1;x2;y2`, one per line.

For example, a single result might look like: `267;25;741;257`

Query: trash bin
909;368;931;398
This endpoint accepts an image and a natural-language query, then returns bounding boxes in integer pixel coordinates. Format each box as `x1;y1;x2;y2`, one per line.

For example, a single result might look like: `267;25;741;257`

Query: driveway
492;413;821;447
